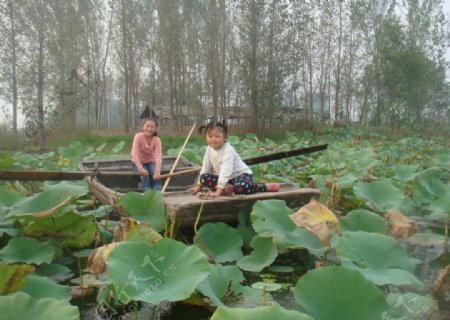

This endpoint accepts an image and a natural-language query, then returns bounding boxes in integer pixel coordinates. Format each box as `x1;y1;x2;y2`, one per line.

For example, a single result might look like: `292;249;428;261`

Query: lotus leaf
236;209;256;248
87;244;117;274
21;210;97;248
279;228;326;255
118;190;166;232
0;263;34;295
0;152;15;169
7;181;88;218
125;222;163;243
385;293;438;318
0;291;79;320
393;164;419;181
336;231;422;287
35;263;73;282
21;275;71;300
111;141;126;153
211;302;312;320
58;141;92;163
71;273;109;288
418;176;448;198
237;236;277;272
251;199;296;239
353;180;405;212
107;239;211;304
194;222;243;263
294;266;388;320
429;192;450;216
336;173;358;190
197;264;245;306
0;221;19;236
0;185;24;208
250;282;281;291
0;237;55;265
290;199;339;226
340;209;387;233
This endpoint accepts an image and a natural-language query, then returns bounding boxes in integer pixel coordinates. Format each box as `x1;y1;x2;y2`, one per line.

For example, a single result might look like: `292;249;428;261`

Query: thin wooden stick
161;123;197;193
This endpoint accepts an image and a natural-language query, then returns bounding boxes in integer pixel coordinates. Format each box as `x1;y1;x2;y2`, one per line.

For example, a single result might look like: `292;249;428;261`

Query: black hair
198;120;228;135
142;118;158;136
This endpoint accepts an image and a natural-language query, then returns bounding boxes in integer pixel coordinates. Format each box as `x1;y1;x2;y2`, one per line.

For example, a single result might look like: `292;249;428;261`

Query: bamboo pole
161;123;197;193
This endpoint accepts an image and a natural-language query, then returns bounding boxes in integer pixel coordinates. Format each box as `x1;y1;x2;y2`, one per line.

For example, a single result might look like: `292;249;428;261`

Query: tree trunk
8;0;18;136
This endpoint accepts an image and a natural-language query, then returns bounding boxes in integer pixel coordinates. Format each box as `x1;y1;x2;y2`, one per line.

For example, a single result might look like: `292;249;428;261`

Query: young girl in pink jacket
131;118;162;191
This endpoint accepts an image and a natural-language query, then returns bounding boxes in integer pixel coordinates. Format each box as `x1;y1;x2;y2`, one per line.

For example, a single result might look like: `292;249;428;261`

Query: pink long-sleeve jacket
131;132;162;176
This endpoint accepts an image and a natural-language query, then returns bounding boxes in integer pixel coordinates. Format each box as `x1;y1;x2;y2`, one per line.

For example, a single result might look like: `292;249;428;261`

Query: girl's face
143;120;157;137
206;128;226;149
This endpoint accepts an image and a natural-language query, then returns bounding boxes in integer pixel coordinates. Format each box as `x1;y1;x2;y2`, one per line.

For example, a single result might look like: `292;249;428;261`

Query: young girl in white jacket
189;121;280;198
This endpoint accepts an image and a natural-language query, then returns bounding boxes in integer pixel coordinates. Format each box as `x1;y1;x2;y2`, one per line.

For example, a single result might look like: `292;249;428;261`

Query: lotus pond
0;127;449;319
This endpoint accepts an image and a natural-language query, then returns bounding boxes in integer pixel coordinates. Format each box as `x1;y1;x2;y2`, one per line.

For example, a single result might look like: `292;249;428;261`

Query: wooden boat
78;156;199;205
163;185;321;227
78;144;329;227
79;157;321;227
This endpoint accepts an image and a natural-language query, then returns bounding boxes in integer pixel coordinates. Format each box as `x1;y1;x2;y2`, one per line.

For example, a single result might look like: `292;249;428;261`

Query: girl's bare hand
205;189;222;198
189;185;202;195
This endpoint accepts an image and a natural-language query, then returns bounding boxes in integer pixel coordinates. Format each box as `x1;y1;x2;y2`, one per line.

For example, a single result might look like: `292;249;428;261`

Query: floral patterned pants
199;173;266;194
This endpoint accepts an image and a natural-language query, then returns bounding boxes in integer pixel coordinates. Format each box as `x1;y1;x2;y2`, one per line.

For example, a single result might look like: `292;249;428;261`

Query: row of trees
0;0;449;148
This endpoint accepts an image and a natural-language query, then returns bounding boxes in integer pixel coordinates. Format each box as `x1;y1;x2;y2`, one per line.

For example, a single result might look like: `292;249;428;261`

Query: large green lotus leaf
236;209;256;249
336;231;422;287
336;173;358;190
237;236;277;272
0;185;24;208
294;266;388;320
79;204;113;218
418;176;448;198
429;191;450;216
353;181;405;212
211;302;312;320
0;263;35;295
340;209;387;233
0;221;19;236
392;164;419;181
63;222;97;248
385;292;438;319
111;141;126;153
356;268;423;288
35;263;73;282
0;237;55;265
0;151;15;169
125;223;163;243
251;200;296;239
194;222;243;263
107;239;211;304
337;231;417;271
0;291;79;320
7;181;88;218
22;211;97;248
21;275;71;300
279;228;326;255
118;190;166;232
197;264;245;306
431;149;450;166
